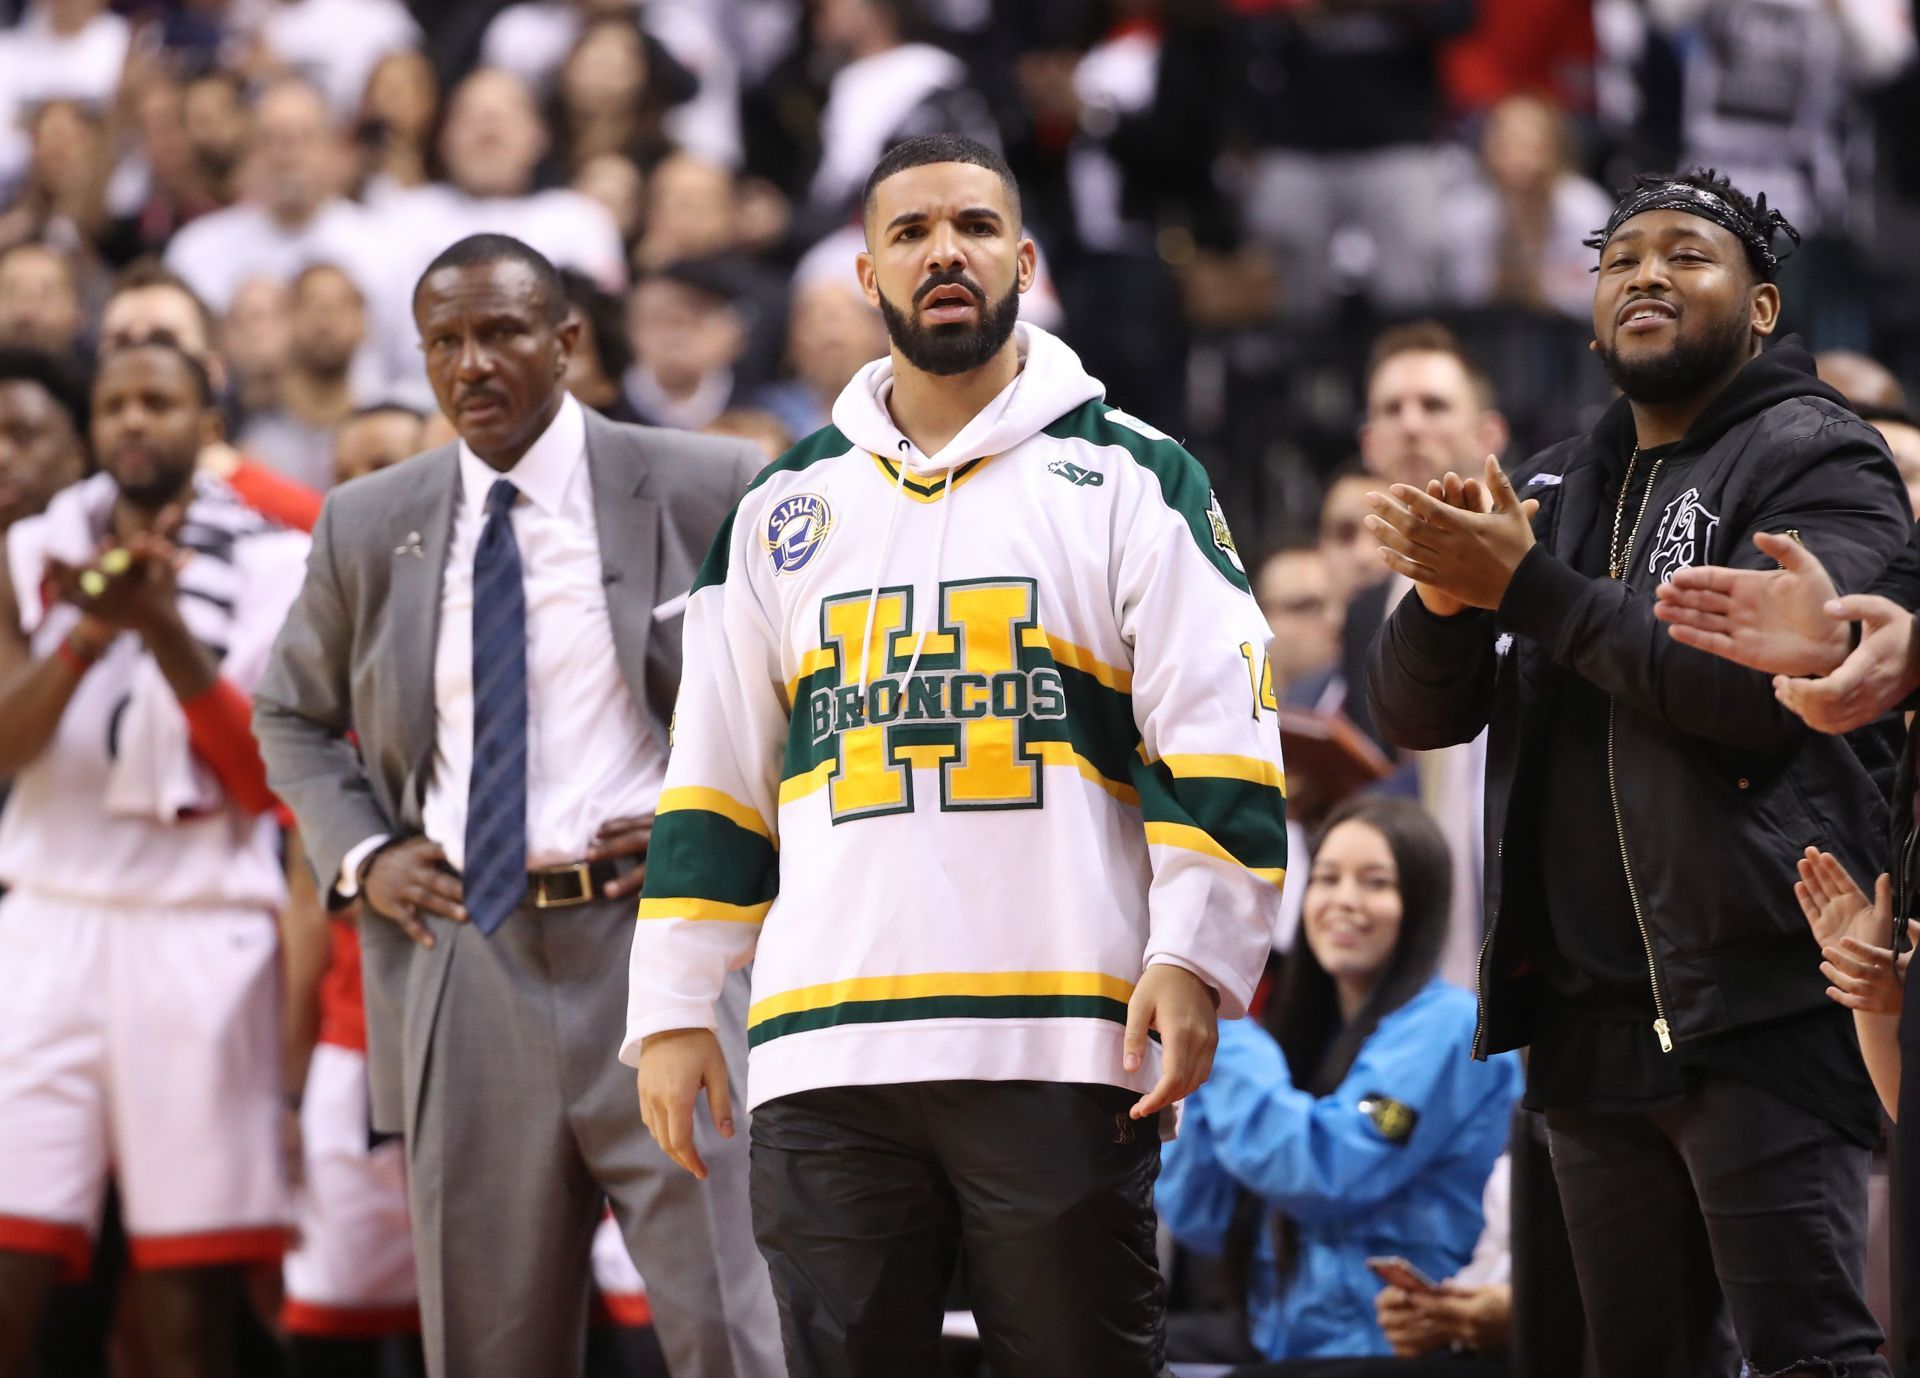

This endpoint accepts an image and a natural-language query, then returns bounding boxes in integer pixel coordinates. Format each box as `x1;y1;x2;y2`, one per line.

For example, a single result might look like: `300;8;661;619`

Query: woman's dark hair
1220;793;1452;1316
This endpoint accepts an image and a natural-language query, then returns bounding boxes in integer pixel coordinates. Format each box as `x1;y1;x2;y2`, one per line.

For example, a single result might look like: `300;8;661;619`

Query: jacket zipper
1470;835;1500;1060
1607;698;1673;1052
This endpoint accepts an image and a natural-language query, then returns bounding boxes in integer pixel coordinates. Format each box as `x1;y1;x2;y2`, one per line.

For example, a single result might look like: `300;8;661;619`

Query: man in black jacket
1364;171;1910;1376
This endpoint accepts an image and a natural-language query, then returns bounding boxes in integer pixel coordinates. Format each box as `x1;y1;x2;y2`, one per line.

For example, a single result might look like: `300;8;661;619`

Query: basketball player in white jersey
0;340;309;1378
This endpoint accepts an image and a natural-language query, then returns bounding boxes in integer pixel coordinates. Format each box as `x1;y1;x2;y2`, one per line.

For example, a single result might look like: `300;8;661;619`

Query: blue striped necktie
463;477;528;935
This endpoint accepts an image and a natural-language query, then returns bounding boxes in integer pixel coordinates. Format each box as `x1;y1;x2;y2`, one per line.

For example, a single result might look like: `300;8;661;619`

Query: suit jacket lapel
585;410;663;727
390;447;460;796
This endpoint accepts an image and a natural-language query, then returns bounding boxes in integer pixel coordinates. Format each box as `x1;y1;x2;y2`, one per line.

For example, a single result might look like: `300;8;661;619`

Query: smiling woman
1158;795;1522;1361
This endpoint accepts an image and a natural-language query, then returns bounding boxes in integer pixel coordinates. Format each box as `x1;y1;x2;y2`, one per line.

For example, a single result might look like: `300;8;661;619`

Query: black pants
750;1081;1166;1378
1547;1074;1886;1378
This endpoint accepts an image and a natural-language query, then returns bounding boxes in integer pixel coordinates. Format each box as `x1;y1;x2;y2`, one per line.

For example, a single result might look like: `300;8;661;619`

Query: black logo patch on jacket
1358;1093;1418;1144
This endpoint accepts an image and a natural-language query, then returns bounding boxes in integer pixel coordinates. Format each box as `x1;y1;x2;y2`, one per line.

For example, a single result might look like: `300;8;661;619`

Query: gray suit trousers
401;893;783;1378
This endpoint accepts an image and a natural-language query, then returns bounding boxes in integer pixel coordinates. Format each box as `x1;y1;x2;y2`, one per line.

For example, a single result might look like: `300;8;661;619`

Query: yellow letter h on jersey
810;579;1068;823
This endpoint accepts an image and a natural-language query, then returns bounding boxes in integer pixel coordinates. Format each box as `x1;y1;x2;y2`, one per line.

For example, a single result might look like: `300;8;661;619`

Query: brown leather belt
526;858;629;908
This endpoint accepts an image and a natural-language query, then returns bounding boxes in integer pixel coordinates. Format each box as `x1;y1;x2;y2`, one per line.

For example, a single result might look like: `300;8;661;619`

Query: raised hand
1366;455;1540;613
1793;848;1880;950
1654;532;1847;676
1771;593;1919;734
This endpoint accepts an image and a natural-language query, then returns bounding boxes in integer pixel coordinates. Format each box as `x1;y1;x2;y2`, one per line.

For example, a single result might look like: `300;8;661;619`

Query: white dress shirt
340;395;665;889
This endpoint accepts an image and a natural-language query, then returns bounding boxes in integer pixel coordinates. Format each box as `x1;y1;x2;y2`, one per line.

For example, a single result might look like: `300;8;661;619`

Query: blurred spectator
164;76;383;315
331;402;424;485
1860;405;1920;519
1233;0;1476;318
480;0;633;91
806;0;997;226
1817;348;1908;409
0;0;131;190
1650;0;1916;252
622;262;750;430
0;243;85;361
560;266;639;422
1158;795;1522;1361
181;69;254;210
552;14;693;174
633;151;735;272
220;275;293;423
0;346;89;532
0;100;113;258
251;0;422;122
1436;95;1615;319
1319;469;1390;607
755;275;888;440
353;47;440;204
99;259;323;530
1254;541;1344;710
572;152;644;255
1359;322;1509;492
1440;0;1595;115
704;407;792;462
388;67;626;287
237;262;367;490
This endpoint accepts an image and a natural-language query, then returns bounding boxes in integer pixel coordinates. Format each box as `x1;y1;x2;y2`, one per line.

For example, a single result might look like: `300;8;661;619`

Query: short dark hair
861;133;1021;230
1364;320;1496;411
98;337;216;408
561;268;633;380
291;261;364;303
0;345;90;441
109;258;219;347
413;234;568;323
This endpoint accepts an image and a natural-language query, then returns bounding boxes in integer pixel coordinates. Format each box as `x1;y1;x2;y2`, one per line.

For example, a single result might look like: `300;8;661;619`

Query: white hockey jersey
621;324;1287;1109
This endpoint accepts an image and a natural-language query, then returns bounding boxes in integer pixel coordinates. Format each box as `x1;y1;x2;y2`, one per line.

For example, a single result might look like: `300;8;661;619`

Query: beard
1597;307;1752;405
111;459;197;512
877;271;1021;377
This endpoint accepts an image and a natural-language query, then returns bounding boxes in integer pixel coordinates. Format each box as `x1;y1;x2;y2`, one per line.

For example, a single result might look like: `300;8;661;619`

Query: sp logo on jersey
1047;458;1104;488
766;493;834;575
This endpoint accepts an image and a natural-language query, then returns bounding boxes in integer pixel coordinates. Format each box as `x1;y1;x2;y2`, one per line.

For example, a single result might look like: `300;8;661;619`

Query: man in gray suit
253;234;783;1378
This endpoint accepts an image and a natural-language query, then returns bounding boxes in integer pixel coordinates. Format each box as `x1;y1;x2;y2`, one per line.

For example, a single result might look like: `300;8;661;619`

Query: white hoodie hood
825;322;1109;700
830;322;1106;475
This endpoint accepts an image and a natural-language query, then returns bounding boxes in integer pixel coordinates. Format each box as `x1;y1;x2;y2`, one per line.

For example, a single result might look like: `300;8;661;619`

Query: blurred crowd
4;0;1920;1374
1;0;1917;541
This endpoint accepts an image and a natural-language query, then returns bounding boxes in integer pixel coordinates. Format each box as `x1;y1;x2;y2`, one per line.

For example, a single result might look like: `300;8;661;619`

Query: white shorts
591;1210;650;1328
282;1043;418;1337
0;890;292;1278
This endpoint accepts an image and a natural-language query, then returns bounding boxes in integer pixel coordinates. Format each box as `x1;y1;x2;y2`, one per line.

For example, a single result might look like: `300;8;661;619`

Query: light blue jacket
1158;978;1522;1359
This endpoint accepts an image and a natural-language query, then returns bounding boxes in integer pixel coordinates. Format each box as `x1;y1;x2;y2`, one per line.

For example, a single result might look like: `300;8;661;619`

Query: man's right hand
1395;468;1537;619
636;1028;734;1181
362;838;466;947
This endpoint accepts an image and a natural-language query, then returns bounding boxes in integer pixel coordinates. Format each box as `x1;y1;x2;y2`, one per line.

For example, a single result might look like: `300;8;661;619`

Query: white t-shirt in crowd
0;7;131;189
254;0;421;119
163;198;388;315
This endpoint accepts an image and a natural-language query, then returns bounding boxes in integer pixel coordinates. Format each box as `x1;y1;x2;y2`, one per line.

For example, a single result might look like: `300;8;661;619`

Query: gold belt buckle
533;862;594;909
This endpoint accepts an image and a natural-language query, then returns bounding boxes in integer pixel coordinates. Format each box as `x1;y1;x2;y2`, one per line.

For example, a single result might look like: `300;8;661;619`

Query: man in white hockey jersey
627;135;1287;1377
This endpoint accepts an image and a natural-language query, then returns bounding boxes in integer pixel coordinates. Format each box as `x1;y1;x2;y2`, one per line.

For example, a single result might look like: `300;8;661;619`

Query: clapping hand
1366;456;1540;615
1655;532;1848;675
1793;849;1907;1016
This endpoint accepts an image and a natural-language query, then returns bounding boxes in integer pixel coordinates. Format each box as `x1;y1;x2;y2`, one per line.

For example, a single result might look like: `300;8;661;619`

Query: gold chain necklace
1608;443;1666;581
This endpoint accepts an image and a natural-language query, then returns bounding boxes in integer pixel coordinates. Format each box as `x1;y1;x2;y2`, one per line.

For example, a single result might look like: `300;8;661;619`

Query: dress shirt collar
456;391;586;517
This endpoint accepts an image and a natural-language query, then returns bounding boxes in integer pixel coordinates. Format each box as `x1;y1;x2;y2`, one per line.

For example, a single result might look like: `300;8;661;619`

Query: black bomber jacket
1366;339;1912;1059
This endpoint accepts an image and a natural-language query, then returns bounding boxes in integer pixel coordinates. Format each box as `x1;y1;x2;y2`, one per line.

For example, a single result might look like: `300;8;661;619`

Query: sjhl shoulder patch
1358;1092;1418;1144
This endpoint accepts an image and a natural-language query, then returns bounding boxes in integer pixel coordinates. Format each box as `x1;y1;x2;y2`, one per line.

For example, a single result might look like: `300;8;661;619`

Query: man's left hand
589;815;653;898
1771;594;1920;734
1366;456;1538;611
1124;963;1219;1120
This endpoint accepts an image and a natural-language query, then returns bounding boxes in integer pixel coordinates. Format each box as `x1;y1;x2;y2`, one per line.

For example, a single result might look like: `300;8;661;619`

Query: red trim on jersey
282;1299;421;1338
593;1292;653;1328
129;1224;291;1270
317;914;368;1052
181;678;279;815
0;1215;92;1282
226;461;321;533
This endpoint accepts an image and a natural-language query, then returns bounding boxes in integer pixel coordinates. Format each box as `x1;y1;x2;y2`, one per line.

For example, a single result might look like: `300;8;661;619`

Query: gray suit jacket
254;406;760;1133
